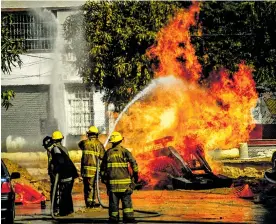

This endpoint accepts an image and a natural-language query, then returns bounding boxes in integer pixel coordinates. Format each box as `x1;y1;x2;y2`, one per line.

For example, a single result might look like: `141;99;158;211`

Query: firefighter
48;131;78;216
78;126;105;208
100;131;139;223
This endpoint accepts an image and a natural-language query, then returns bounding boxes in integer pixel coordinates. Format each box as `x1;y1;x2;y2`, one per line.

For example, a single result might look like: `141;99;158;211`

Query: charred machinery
140;136;233;190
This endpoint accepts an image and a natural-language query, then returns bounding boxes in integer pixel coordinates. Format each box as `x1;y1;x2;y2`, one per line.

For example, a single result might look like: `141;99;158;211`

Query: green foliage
1;15;24;75
64;0;184;111
1;90;15;110
1;15;24;110
193;1;276;90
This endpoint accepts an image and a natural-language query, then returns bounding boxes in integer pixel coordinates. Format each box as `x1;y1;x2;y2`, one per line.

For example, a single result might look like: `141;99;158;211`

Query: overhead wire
23;54;54;60
19;60;45;68
1;71;51;79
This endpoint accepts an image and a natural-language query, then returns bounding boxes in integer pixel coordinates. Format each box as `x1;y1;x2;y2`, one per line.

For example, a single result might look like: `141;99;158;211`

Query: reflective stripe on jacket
79;137;105;178
100;144;138;192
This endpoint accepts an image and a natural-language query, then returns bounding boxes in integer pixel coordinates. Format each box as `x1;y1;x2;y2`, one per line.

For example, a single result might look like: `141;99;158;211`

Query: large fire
113;2;258;188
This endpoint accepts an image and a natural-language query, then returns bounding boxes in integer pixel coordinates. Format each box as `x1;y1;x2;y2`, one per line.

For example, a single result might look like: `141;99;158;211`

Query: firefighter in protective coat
100;131;139;223
45;131;78;216
78;126;105;208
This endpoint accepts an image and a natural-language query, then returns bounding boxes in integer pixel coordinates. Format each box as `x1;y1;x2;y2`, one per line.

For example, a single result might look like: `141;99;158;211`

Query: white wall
93;91;107;133
2;0;86;9
1;53;53;85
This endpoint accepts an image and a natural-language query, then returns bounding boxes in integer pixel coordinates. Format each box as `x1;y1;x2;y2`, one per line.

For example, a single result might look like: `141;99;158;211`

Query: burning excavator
136;136;232;190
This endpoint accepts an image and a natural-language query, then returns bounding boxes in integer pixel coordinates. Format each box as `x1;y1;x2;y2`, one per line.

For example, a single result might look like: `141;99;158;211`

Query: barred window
66;87;94;135
2;11;57;51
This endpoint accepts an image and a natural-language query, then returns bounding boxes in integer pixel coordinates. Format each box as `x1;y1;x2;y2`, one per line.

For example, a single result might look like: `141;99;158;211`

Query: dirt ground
4;157;276;223
2;158;83;200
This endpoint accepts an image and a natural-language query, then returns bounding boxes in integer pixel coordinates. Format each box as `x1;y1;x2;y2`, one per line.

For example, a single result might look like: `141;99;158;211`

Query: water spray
32;9;68;144
104;75;181;146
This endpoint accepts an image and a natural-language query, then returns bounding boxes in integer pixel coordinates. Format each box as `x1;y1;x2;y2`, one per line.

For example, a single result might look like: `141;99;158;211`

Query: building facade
1;0;109;152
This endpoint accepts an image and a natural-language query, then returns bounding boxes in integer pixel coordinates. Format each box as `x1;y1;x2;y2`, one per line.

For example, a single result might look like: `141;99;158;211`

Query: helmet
52;131;64;140
109;131;123;143
87;126;99;134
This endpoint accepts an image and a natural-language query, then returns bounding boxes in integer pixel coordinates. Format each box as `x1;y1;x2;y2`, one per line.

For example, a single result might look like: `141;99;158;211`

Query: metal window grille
67;89;94;135
2;12;57;51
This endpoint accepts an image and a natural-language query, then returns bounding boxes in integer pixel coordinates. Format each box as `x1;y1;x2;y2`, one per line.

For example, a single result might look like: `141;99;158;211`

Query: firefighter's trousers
59;178;74;216
108;190;134;221
83;176;96;207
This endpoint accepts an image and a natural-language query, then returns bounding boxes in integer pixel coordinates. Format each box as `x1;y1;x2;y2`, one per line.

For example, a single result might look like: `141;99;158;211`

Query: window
66;88;94;135
66;85;107;135
2;11;57;51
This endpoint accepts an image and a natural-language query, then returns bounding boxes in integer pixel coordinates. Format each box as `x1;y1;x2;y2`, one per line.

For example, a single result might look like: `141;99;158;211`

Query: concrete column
239;143;249;159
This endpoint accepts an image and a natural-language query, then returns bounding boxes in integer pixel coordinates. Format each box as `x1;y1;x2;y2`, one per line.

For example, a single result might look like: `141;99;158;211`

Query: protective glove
125;188;133;195
133;172;139;184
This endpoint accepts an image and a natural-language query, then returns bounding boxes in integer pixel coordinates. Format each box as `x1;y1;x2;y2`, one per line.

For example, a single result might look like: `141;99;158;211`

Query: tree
63;0;188;111
193;1;276;91
1;15;24;109
64;1;276;112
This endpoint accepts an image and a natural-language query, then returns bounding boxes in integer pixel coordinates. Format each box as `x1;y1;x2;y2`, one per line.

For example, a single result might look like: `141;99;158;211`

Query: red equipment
14;183;46;205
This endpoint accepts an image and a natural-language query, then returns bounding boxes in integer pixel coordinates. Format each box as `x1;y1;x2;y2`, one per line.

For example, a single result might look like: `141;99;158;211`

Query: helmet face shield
109;131;123;143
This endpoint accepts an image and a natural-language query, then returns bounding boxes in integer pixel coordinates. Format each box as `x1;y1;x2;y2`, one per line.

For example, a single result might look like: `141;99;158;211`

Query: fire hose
50;167;257;224
52;162;224;223
94;160;162;218
47;136;238;223
50;170;241;224
50;145;239;223
50;160;162;222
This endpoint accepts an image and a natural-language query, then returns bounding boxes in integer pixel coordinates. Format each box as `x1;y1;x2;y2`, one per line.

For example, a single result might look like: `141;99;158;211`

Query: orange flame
146;2;201;83
113;2;258;186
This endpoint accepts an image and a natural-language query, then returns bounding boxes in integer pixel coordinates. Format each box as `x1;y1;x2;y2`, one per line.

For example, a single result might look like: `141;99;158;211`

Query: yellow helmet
87;126;99;134
52;131;64;140
109;131;123;143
